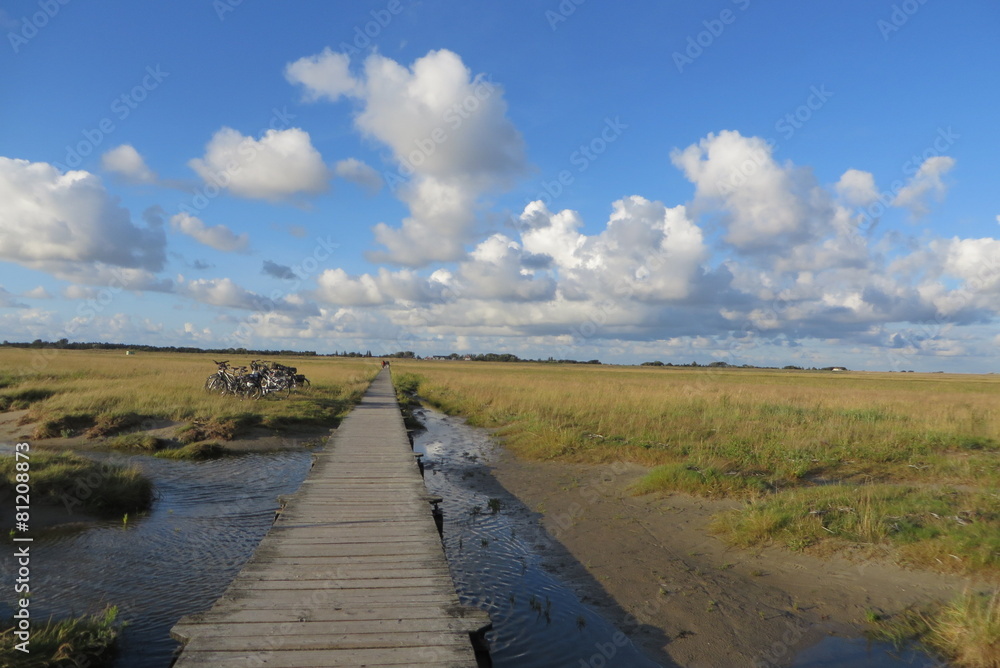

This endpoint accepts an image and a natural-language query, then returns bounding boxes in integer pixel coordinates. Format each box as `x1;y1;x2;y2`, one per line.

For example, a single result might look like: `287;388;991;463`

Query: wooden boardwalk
171;369;489;667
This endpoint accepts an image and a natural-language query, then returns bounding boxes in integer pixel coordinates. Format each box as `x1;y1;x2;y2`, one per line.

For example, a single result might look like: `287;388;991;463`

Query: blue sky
1;0;998;370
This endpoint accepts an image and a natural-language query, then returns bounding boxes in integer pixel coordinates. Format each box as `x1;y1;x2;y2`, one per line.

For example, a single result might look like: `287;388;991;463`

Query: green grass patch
0;451;153;516
713;484;1000;573
0;387;58;411
106;433;162;452
384;361;1000;574
926;588;1000;667
154;441;228;460
392;372;422;402
392;372;425;430
30;413;95;439
1;605;121;667
632;462;772;497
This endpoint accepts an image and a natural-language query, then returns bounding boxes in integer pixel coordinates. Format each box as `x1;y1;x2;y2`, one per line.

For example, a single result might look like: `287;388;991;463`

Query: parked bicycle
204;360;309;399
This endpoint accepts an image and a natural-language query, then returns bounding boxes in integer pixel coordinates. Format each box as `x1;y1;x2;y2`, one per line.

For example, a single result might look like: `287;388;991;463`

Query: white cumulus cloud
0;158;166;280
188;127;330;202
835;169;878;207
170;212;249;252
23;286;51;299
287;48;528;266
182;277;316;315
671;130;832;251
101;144;157;184
893;156;955;217
285;48;357;102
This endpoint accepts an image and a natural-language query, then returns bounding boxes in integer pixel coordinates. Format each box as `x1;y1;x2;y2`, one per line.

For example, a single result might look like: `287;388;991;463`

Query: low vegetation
0;606;121;668
713;484;1000;573
0;451;153;516
868;588;1000;668
106;433;162;452
393;361;1000;574
391;372;424;431
0;348;379;445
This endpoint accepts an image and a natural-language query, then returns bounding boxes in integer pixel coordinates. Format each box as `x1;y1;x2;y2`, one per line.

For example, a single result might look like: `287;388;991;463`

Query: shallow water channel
0;447;315;667
412;406;663;667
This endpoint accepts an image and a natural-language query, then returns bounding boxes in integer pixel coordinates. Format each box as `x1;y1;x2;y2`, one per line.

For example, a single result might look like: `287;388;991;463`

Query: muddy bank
491;452;967;667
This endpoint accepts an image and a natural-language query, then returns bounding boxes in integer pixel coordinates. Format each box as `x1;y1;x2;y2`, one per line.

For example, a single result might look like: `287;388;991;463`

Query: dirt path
492;453;968;667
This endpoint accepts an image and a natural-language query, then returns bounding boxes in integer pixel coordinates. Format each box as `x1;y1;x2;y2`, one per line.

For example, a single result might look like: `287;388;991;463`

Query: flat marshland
394;361;1000;665
397;362;1000;573
0;348;379;449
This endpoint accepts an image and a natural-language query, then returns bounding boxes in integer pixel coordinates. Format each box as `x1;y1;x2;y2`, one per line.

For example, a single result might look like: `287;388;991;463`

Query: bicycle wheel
205;375;223;394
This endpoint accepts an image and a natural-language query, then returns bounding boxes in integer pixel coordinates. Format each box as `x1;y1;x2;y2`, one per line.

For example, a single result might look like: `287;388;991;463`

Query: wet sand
491;453;968;667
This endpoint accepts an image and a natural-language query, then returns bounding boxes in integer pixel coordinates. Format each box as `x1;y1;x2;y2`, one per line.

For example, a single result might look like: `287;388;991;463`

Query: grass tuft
0;451;153;516
632;462;771;497
106;433;162;452
927;588;1000;667
1;605;121;668
0;387;58;411
867;588;1000;668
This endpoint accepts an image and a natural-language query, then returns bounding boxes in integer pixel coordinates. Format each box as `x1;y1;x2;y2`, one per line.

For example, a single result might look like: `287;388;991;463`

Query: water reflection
412;407;662;668
0;449;314;667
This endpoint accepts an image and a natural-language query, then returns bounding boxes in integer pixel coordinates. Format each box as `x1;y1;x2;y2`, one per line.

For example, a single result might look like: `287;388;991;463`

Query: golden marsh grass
393;361;1000;576
0;348;380;440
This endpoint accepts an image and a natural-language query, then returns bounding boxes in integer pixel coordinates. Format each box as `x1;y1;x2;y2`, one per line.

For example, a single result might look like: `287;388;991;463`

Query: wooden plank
170;369;486;667
181;631;470;651
176;603;488;627
173;646;473;668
